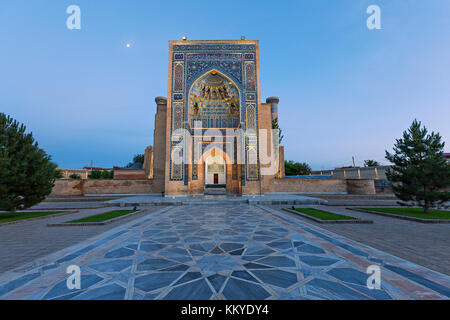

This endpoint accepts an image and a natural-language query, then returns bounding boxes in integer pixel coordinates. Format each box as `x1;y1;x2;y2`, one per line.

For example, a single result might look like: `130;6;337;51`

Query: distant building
83;167;111;171
444;153;450;163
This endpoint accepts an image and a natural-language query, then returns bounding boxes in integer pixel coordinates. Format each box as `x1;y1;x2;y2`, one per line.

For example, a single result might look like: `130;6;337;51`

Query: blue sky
1;0;449;170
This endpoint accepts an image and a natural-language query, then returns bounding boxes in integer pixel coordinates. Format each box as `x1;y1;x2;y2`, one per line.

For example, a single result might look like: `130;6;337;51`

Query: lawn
0;211;64;224
293;208;357;221
359;208;450;220
68;209;137;223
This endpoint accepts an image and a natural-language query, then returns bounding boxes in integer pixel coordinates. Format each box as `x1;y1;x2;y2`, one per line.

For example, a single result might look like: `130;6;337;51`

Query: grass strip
0;211;65;224
294;208;356;220
68;209;136;223
358;208;450;220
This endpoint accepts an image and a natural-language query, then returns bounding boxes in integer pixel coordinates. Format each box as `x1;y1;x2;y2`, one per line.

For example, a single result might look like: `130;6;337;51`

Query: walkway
0;204;448;300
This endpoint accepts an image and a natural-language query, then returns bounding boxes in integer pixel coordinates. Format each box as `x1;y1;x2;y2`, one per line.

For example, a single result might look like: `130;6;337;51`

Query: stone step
204;188;227;195
106;194;327;207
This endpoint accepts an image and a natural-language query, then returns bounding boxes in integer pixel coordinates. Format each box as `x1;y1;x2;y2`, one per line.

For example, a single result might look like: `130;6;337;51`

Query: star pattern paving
0;205;449;300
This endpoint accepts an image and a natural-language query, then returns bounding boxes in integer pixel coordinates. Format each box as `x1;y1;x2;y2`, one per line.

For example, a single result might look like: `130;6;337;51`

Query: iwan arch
147;40;284;196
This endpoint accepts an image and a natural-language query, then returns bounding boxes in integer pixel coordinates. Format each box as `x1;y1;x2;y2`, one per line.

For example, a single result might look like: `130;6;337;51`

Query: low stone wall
51;178;377;196
311;166;390;180
51;180;84;196
272;178;348;194
272;178;376;194
114;169;147;180
50;179;155;196
346;179;376;195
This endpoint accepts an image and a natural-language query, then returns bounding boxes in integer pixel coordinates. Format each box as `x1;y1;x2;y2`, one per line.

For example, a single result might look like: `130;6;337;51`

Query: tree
101;170;113;179
133;154;145;164
69;173;81;180
125;153;145;168
88;170;102;179
364;160;380;167
385;119;450;213
0;113;58;212
272;118;284;144
285;160;312;176
55;169;63;178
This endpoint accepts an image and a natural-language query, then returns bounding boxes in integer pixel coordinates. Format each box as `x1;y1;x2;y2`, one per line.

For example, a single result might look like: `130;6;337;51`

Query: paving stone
164;279;212;300
222;278;271;300
0;203;448;300
75;284;126;300
271;204;450;275
0;205;161;273
207;274;227;293
251;269;298;288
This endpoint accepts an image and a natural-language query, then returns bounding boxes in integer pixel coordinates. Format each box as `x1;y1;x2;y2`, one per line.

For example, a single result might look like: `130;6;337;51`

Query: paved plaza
273;205;450;275
0;203;449;300
0;206;162;273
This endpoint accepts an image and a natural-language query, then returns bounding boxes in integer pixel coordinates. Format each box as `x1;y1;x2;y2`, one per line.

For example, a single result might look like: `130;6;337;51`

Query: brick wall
50;179;156;196
113;169;147;180
271;178;347;193
271;178;376;194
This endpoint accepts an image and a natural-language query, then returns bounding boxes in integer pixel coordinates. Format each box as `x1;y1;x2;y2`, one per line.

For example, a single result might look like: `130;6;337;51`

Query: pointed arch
199;145;233;165
188;70;241;129
188;69;241;100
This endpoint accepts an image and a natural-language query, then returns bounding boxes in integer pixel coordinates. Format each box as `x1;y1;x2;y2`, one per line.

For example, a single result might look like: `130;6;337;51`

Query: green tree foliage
364;160;380;167
69;173;81;180
0;113;58;212
285;160;312;176
101;170;113;179
88;170;113;179
54;169;63;178
88;170;102;179
385;119;450;213
126;153;145;168
133;154;145;164
271;118;284;144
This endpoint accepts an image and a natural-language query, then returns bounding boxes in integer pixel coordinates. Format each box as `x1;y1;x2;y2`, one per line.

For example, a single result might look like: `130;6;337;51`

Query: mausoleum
52;40;376;197
144;40;284;195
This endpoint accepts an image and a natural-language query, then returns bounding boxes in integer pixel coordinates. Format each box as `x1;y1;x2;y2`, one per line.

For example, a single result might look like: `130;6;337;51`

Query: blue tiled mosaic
0;205;449;300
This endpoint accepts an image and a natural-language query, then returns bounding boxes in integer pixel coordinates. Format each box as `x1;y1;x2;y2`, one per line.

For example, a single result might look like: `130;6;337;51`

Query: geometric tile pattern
0;205;449;300
169;43;260;183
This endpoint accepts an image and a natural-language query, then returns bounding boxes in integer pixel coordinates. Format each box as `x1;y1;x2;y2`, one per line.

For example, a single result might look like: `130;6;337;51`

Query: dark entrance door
213;174;219;184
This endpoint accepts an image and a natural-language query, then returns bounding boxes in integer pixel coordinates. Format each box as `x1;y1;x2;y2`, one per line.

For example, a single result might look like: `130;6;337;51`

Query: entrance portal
204;153;226;187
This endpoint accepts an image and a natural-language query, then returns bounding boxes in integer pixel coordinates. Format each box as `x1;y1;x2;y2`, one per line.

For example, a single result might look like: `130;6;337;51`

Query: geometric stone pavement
0;204;449;300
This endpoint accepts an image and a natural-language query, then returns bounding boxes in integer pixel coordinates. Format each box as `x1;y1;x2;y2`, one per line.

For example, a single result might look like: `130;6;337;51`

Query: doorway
204;154;226;186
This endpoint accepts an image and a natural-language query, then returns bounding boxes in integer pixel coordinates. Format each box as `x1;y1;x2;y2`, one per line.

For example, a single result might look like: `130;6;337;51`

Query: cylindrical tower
266;96;279;121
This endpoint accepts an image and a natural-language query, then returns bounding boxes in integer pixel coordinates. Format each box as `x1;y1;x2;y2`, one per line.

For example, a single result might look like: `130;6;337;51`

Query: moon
125;43;131;48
